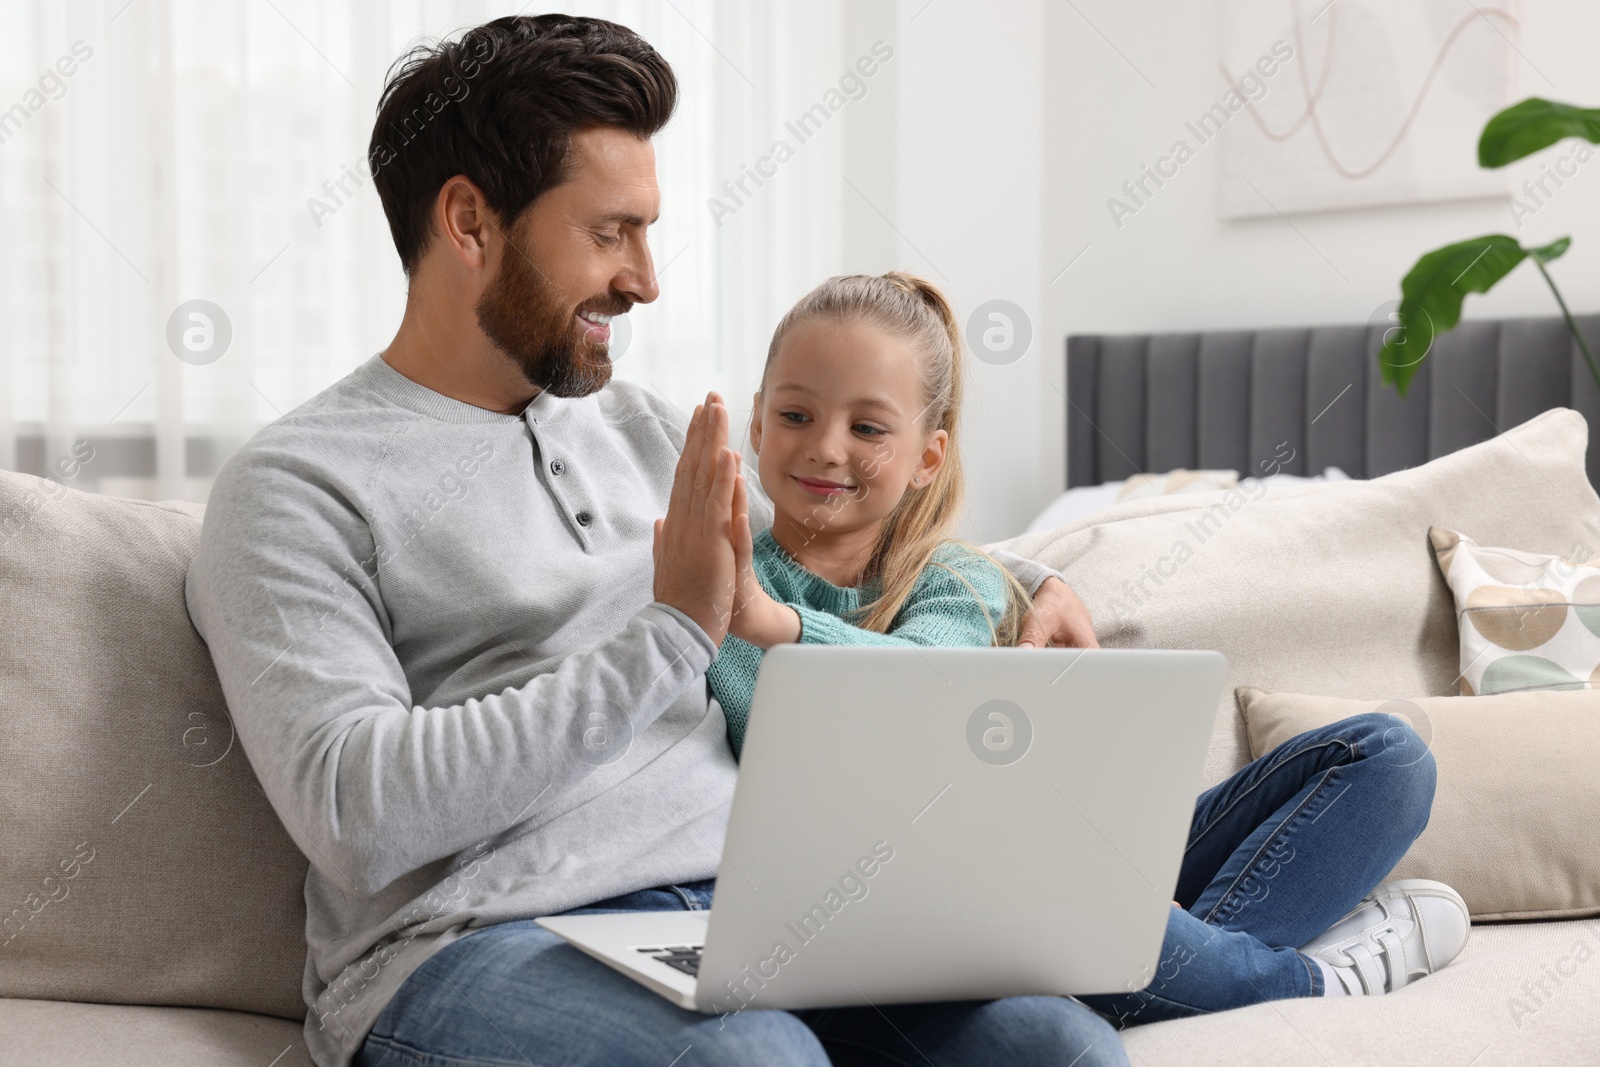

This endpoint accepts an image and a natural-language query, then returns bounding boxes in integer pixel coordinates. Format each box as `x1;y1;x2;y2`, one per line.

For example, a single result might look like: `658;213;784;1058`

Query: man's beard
474;242;627;399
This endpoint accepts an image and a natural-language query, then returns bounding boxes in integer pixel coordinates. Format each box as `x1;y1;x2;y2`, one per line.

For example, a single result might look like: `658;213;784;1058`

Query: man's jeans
355;886;1127;1067
1079;711;1437;1025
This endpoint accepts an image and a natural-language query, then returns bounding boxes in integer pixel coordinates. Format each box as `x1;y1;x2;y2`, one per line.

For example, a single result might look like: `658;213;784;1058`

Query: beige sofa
2;408;1597;1066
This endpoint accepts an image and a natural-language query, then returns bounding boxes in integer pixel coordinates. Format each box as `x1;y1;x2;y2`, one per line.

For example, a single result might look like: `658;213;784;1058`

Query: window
1;0;850;501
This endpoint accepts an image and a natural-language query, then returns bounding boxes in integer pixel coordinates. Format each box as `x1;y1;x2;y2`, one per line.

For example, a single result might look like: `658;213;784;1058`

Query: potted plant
1379;100;1600;395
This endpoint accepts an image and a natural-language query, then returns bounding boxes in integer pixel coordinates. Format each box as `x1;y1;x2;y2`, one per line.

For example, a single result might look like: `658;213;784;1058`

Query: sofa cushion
1430;526;1600;695
0;470;308;1019
995;408;1600;785
1121;919;1600;1066
1238;686;1600;921
1;997;311;1067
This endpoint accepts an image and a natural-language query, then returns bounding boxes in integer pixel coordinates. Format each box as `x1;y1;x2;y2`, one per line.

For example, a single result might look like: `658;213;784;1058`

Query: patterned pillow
1430;526;1600;695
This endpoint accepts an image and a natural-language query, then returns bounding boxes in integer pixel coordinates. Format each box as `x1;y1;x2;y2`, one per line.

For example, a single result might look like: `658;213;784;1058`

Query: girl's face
750;317;947;538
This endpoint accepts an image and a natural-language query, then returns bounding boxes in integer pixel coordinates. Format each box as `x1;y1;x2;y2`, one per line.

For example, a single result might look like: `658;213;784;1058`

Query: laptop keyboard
635;944;703;977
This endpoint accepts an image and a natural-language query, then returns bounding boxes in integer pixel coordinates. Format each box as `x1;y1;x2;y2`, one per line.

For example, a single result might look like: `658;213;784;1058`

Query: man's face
475;126;661;398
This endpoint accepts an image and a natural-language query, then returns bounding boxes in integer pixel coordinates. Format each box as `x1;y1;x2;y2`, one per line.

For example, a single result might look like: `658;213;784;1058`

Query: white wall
870;0;1600;541
847;0;1045;544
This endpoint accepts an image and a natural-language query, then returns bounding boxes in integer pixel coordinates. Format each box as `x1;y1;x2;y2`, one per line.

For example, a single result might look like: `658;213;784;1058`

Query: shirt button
576;511;592;527
550;459;565;476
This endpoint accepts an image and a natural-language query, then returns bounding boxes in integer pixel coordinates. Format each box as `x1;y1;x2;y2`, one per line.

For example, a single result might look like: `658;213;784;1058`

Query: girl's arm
788;558;1008;649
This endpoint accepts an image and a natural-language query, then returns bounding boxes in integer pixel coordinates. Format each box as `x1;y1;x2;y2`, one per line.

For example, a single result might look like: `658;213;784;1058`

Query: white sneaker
1299;879;1471;995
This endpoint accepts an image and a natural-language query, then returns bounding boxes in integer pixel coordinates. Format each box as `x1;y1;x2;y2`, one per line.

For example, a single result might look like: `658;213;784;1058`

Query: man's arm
982;554;1099;650
185;453;715;897
985;547;1054;596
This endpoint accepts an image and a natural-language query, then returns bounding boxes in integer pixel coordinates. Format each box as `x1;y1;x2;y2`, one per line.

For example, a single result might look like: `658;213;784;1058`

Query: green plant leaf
1479;98;1600;167
1379;234;1571;395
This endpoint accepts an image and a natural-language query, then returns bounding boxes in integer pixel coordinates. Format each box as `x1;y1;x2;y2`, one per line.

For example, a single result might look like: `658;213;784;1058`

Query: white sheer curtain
0;0;846;502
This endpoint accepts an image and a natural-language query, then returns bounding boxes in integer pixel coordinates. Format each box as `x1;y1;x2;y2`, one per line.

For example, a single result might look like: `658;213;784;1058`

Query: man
186;14;1119;1067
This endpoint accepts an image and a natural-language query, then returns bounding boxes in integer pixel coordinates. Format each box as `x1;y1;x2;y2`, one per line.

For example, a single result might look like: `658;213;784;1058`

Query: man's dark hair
369;15;676;274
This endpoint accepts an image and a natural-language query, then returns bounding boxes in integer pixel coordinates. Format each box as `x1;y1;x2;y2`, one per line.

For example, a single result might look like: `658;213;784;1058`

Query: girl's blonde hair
760;271;1034;645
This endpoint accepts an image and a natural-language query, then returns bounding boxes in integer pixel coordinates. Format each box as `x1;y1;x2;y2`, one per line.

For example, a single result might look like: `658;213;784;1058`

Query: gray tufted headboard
1065;313;1600;489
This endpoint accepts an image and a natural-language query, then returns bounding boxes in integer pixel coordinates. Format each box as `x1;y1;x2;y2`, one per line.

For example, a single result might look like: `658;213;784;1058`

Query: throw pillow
1238;685;1600;920
1429;526;1600;696
0;469;309;1020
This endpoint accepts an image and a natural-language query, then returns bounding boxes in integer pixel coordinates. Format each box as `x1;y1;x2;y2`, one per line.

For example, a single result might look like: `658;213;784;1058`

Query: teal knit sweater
707;527;1011;756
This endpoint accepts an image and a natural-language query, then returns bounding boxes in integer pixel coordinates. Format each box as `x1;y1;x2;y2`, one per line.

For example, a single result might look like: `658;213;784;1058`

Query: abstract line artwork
1218;0;1520;219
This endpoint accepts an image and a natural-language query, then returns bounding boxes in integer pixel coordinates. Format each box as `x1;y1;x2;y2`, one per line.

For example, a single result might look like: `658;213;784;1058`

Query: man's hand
1016;576;1100;649
653;393;740;645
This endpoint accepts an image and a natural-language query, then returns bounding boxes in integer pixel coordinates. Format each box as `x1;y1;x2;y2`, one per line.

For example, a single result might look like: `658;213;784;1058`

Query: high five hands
652;391;789;650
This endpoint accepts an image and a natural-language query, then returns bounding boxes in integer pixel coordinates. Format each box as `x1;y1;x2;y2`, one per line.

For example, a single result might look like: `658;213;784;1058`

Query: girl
664;270;1474;1027
703;271;1033;756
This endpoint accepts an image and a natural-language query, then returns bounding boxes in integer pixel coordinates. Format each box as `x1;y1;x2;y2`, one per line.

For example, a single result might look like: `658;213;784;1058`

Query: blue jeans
357;880;1128;1067
1078;712;1437;1026
355;713;1431;1063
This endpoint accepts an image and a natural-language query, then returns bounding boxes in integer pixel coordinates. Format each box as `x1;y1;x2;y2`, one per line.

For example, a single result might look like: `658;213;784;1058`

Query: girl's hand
731;467;760;617
729;468;800;648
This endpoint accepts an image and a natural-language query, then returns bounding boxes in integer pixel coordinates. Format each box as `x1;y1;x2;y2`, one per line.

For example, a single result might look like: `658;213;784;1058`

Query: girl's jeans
1078;711;1437;1025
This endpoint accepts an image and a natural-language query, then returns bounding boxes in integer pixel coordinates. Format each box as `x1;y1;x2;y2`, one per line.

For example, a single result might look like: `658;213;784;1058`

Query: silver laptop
538;645;1226;1015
